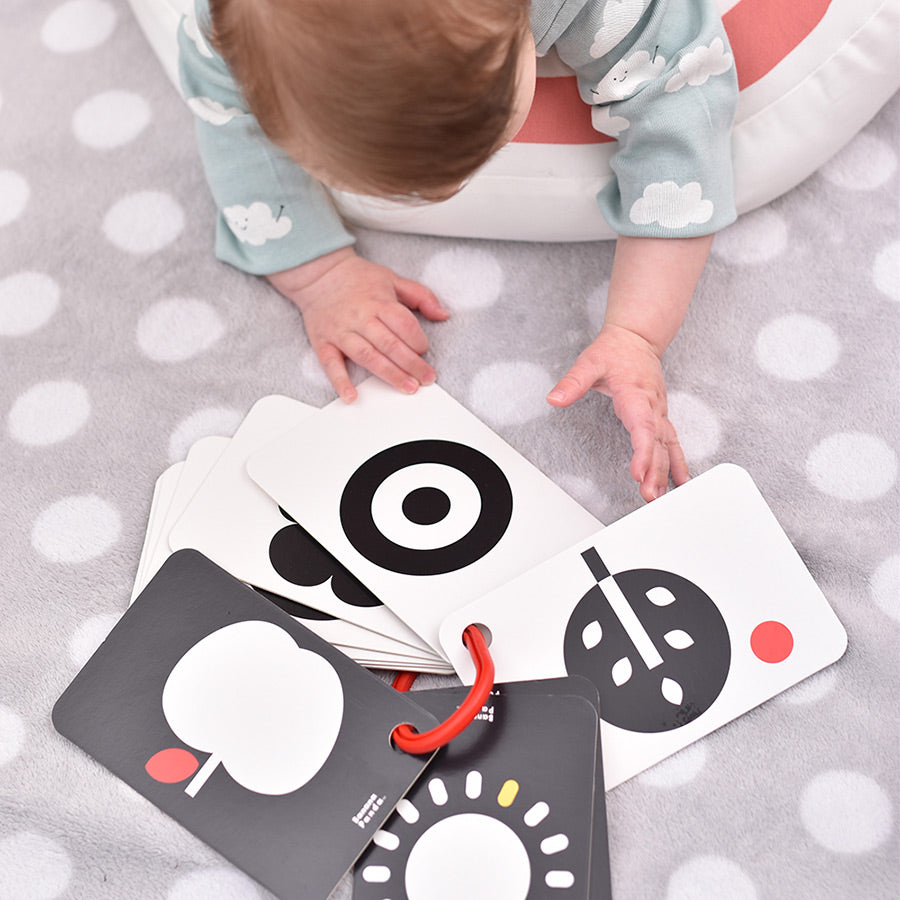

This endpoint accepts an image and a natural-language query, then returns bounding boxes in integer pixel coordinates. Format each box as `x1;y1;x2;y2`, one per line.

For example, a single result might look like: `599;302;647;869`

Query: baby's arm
267;249;449;402
547;0;737;499
547;234;712;502
179;3;444;400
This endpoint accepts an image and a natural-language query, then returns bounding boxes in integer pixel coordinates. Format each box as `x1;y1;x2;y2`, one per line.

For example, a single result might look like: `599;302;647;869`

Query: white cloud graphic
665;37;733;93
187;96;244;126
590;0;647;59
182;13;213;58
630;181;714;229
591;105;630;137
223;202;293;245
591;49;666;103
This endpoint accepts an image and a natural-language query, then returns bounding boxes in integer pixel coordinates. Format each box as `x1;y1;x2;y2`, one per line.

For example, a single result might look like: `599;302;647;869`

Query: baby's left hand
546;323;690;502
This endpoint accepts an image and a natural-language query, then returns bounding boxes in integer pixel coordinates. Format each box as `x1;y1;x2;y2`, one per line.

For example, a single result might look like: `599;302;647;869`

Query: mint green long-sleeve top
179;0;738;274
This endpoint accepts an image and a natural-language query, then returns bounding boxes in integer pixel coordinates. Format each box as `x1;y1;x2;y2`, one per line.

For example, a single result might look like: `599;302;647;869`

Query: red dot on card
750;621;794;663
145;747;199;784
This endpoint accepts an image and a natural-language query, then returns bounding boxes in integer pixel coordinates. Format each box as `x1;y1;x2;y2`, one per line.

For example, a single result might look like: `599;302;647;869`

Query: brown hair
209;0;530;200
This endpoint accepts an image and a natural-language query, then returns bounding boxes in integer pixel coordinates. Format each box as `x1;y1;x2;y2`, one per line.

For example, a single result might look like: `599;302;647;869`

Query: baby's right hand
267;248;449;402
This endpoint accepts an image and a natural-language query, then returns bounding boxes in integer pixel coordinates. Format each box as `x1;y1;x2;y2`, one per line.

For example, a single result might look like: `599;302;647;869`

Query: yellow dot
497;779;519;807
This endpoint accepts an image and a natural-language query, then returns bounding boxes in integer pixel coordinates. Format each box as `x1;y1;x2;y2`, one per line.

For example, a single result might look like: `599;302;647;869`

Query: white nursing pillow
129;0;898;242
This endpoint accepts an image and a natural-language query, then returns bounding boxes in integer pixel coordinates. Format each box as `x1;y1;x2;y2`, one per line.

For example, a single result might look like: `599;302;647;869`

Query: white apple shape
161;620;344;796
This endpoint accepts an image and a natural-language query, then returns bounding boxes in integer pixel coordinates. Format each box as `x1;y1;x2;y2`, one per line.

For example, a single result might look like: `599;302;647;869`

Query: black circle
402;486;451;526
339;439;513;576
563;567;731;733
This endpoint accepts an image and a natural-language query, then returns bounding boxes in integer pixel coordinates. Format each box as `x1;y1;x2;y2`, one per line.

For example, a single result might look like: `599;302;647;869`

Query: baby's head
210;0;534;200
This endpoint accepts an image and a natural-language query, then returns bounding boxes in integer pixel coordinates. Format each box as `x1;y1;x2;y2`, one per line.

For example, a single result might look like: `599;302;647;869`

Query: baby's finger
378;303;431;356
367;318;436;386
665;420;691;487
638;439;670;502
341;331;425;395
316;343;357;403
394;275;450;321
546;357;602;407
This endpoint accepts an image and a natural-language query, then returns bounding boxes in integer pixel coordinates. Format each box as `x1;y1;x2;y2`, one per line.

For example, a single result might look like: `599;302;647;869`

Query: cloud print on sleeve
591;50;666;103
630;181;714;229
187;97;244;126
592;105;630;137
665;37;733;93
590;0;647;59
223;202;293;245
182;13;213;58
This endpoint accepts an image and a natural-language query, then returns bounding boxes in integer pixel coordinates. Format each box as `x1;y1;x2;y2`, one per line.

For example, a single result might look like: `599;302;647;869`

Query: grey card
53;550;439;900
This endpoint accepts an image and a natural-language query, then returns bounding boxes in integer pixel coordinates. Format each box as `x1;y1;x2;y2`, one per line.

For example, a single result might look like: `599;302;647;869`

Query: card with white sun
354;678;607;900
439;464;849;789
246;379;602;658
53;550;439;900
166;394;450;668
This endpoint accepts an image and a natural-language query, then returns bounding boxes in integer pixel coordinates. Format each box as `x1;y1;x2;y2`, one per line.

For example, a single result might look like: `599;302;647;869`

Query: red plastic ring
391;625;494;754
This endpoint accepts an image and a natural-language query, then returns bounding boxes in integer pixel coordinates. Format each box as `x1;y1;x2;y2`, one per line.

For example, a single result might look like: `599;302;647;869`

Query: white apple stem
184;753;220;797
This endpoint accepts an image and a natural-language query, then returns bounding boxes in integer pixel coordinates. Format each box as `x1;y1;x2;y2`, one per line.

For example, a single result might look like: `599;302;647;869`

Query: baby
179;0;738;502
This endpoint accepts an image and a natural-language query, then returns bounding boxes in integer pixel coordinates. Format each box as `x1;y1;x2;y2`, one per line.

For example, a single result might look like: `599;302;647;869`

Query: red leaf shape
145;747;200;784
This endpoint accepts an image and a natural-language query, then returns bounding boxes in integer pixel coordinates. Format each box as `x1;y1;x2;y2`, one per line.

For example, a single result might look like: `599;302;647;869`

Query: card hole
468;622;493;647
387;722;418;753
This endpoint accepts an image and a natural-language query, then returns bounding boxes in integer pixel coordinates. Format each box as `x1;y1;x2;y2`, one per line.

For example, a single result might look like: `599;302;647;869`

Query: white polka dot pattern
873;241;899;302
800;771;894;853
7;381;90;446
31;495;121;563
103;191;185;255
41;0;117;53
711;207;788;265
870;554;900;622
0;705;26;767
806;432;898;501
72;90;152;149
136;298;225;362
0;170;30;227
167;407;242;462
1;3;898;897
819;134;898;191
0;832;72;899
468;361;553;426
68;613;119;666
420;247;505;310
666;391;721;462
754;314;840;381
666;855;758;900
167;867;263;900
0;272;60;336
638;742;708;788
777;667;838;705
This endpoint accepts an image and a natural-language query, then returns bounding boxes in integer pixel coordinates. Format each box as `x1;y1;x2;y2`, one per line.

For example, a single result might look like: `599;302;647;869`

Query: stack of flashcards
133;381;603;671
55;377;848;900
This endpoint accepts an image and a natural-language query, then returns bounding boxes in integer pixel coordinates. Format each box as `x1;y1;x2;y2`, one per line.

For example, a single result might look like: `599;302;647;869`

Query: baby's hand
267;248;449;402
546;324;689;502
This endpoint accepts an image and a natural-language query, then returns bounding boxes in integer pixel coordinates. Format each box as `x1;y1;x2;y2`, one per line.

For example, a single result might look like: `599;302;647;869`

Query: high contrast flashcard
167;395;448;667
439;465;848;789
53;550;439;900
246;379;602;657
354;678;608;900
132;460;183;601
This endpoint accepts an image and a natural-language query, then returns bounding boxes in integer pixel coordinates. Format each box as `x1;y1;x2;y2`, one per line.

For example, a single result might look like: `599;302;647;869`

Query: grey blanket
1;1;897;898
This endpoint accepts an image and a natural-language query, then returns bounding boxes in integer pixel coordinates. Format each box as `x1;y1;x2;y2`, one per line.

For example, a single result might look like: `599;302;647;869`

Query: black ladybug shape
564;548;731;733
